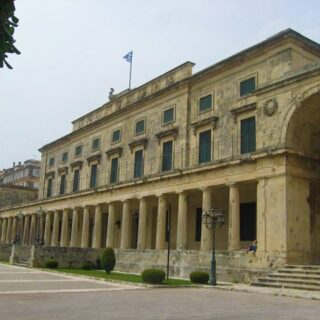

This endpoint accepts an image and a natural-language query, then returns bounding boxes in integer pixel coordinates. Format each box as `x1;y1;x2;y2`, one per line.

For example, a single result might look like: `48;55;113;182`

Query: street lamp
202;207;225;286
13;211;23;245
35;207;44;245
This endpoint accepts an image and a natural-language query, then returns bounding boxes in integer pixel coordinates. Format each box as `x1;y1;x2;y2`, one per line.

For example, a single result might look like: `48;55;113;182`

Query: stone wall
0;244;11;261
0;186;37;209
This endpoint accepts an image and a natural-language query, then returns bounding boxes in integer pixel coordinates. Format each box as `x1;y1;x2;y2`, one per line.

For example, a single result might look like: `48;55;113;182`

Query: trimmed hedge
141;269;166;284
81;261;95;270
95;257;102;270
189;271;209;284
101;247;116;274
45;259;59;269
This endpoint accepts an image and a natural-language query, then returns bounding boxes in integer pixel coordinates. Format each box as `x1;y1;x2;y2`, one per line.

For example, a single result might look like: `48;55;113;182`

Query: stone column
201;187;213;251
39;213;45;244
81;206;90;248
22;215;30;245
176;191;188;250
1;218;7;244
44;212;52;246
51;210;60;247
11;217;18;243
137;197;147;249
120;200;131;249
60;208;70;247
0;219;2;243
156;195;167;250
70;207;80;248
92;204;102;248
29;214;37;245
228;183;240;251
106;203;115;248
6;217;13;244
257;179;266;251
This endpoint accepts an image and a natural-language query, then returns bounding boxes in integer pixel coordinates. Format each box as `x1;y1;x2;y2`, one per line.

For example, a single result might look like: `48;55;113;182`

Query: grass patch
52;268;192;286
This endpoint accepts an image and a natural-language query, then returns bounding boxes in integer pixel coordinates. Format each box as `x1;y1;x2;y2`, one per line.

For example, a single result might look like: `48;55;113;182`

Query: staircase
251;265;320;291
14;259;30;268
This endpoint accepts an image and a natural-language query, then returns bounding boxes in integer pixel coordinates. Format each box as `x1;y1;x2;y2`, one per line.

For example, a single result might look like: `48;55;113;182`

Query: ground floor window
240;202;256;241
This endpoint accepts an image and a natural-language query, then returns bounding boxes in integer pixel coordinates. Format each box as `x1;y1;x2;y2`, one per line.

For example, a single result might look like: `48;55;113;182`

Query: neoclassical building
1;29;320;277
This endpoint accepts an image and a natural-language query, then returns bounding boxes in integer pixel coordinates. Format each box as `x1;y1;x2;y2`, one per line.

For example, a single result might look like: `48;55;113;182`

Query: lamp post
202;207;225;286
35;207;44;245
13;211;23;245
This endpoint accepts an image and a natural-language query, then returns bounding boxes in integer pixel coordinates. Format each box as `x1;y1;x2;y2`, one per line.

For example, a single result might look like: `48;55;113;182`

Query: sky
1;0;320;169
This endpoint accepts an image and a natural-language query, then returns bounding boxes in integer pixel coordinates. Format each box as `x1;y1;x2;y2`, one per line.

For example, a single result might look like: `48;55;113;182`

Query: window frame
111;128;122;144
238;74;257;98
61;151;68;163
48;157;55;167
72;169;80;192
59;174;66;195
161;139;174;172
74;144;83;158
162;105;176;126
240;116;256;154
110;156;119;183
89;163;98;188
198;129;212;164
133;148;144;178
198;92;214;114
134;118;146;136
91;136;101;152
47;178;53;197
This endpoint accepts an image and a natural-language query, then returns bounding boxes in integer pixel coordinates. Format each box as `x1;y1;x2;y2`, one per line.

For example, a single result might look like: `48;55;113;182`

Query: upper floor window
241;117;256;154
73;169;80;192
47;178;53;197
90;164;98;188
59;174;66;195
62;152;68;163
112;129;121;144
48;157;55;167
199;94;213;113
110;157;119;183
162;106;175;125
133;149;144;178
162;140;173;172
135;119;146;135
199;130;212;164
240;77;256;97
91;137;100;152
75;144;83;158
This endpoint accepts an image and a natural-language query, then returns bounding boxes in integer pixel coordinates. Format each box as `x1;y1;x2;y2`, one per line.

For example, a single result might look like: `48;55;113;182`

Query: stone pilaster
22;215;30;245
92;204;102;248
81;206;90;248
137;197;147;249
257;179;266;251
1;218;7;244
70;207;80;248
176;191;188;250
44;211;52;246
29;214;36;245
120;200;131;249
228;183;240;251
51;210;60;247
60;209;70;247
11;217;18;244
106;203;116;248
156;195;167;250
201;187;213;251
6;217;13;244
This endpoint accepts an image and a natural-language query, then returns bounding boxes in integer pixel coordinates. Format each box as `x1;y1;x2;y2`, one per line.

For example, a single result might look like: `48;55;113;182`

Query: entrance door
240;202;256;241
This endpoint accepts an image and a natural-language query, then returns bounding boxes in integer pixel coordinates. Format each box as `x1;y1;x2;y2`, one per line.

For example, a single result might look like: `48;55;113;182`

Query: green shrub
141;269;166;284
101;247;116;274
95;257;102;270
189;271;209;284
45;259;58;269
81;261;95;270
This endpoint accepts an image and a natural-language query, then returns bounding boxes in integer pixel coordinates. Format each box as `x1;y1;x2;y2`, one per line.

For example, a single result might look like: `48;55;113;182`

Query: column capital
199;186;212;192
226;181;239;187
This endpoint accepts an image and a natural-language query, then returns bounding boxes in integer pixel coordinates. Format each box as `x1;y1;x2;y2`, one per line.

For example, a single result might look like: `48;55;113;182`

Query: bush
81;261;95;270
141;269;166;284
189;271;209;284
95;257;102;270
101;247;116;274
45;259;58;269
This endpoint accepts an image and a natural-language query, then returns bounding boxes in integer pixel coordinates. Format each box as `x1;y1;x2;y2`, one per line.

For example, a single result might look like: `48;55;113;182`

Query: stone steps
14;259;29;268
251;264;320;292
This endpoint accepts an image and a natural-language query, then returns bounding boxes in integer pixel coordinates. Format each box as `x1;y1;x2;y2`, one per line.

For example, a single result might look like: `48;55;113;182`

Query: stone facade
0;185;38;209
1;29;320;281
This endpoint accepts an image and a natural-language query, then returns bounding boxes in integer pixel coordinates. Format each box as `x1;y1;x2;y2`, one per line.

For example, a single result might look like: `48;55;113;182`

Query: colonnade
0;184;242;251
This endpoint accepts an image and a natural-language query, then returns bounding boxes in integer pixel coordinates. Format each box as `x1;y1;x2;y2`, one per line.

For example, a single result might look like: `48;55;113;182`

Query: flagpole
129;52;133;89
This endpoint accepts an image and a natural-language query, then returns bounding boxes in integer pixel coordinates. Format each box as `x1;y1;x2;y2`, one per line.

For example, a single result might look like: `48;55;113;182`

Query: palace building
1;29;320;280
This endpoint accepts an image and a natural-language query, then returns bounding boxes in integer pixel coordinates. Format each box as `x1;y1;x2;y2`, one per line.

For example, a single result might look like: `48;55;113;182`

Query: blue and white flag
123;51;133;63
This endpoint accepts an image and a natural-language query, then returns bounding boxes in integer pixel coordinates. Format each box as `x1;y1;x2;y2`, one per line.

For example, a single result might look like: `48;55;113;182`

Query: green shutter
199;94;212;112
60;175;66;194
73;169;80;192
240;77;256;97
110;158;119;183
135;120;145;135
112;130;121;143
241;117;256;154
162;141;173;171
90;164;97;188
163;108;174;124
199;130;211;163
47;179;52;197
134;150;143;178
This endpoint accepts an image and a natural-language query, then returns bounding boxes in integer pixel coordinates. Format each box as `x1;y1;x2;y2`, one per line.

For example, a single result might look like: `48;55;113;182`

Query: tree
0;0;20;69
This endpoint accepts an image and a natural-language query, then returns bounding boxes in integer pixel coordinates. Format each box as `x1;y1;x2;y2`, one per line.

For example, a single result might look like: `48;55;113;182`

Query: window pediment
45;171;55;179
106;147;123;159
87;154;101;165
58;166;68;175
230;103;256;123
70;160;83;171
191;116;218;135
128;138;148;153
155;127;178;144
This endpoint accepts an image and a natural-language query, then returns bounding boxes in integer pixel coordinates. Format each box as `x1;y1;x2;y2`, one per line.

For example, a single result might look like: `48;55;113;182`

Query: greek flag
123;51;133;63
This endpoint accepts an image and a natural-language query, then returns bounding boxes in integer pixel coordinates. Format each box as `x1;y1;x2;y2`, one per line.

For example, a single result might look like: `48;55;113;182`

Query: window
241;117;256;154
90;164;98;188
195;208;202;242
62;152;68;163
59;174;66;195
47;178;53;197
133;149;143;178
135;119;145;135
110;157;119;183
75;144;82;157
73;169;80;192
163;107;175;125
48;157;55;167
199;94;212;113
240;77;256;97
91;137;100;151
240;203;256;241
199;130;211;164
162;140;173;172
112;129;121;143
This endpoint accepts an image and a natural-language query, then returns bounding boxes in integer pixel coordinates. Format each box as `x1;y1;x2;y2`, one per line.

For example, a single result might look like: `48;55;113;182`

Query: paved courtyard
0;263;320;320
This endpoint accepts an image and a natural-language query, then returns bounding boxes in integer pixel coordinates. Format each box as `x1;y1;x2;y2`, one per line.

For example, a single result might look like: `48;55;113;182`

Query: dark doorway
240;202;256;241
195;208;202;242
131;212;139;249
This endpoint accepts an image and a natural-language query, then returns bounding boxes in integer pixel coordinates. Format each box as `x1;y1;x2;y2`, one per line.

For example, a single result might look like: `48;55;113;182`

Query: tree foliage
0;0;20;69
